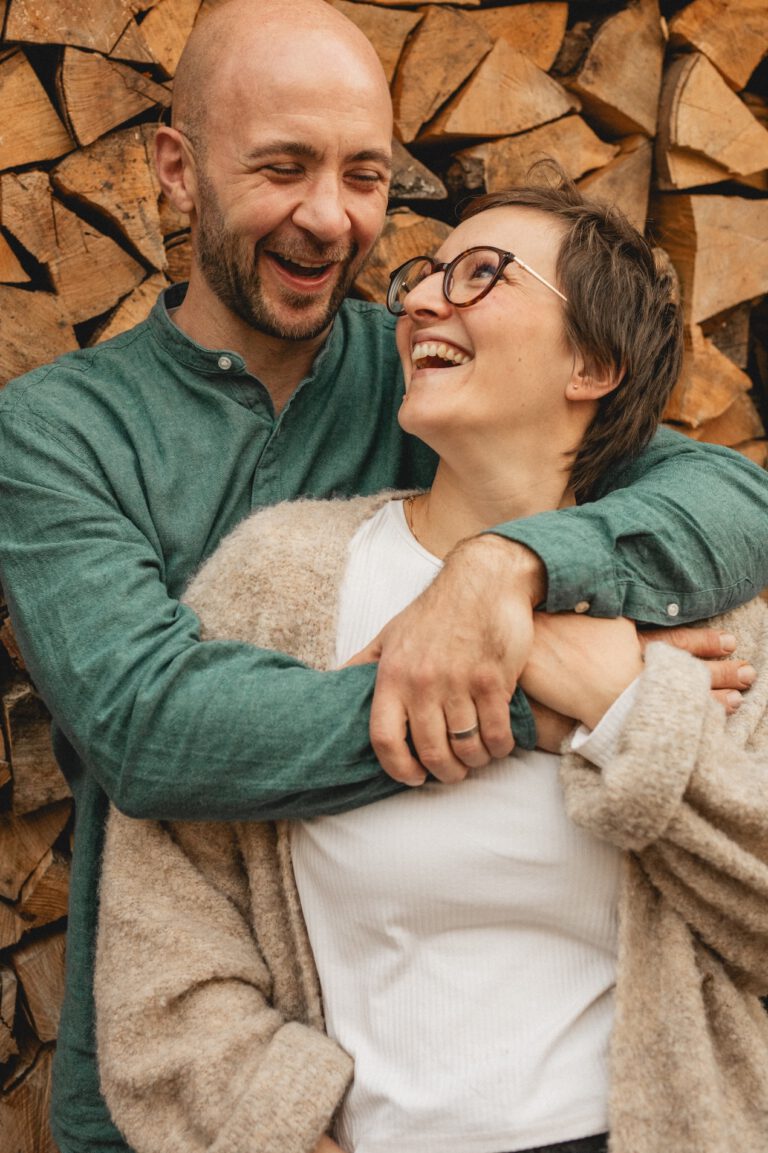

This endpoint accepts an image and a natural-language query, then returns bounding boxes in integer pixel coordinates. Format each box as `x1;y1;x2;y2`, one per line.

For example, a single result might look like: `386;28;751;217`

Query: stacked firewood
0;0;766;1146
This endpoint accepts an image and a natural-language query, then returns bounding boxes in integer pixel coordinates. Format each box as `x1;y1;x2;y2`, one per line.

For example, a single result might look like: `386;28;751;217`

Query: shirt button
574;600;590;614
666;602;680;618
218;355;233;371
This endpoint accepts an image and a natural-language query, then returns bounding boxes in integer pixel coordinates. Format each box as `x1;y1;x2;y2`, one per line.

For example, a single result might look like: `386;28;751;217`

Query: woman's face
395;206;584;452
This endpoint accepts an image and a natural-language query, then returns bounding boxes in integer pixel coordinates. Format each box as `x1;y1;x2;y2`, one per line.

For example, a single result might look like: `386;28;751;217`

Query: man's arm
0;411;403;822
498;428;768;623
364;430;768;782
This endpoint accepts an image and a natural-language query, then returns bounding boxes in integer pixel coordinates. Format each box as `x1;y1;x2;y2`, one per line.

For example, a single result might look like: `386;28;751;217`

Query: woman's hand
313;1136;345;1153
522;616;756;735
520;613;644;731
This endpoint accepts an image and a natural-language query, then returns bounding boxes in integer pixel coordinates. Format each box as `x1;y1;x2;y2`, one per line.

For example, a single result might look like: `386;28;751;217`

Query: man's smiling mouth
269;253;335;279
412;341;472;370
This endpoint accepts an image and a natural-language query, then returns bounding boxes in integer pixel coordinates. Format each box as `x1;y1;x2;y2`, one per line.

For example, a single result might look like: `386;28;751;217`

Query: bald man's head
172;0;391;154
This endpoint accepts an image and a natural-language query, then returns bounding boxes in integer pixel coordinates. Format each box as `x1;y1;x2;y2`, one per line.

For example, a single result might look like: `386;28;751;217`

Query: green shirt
0;285;766;1153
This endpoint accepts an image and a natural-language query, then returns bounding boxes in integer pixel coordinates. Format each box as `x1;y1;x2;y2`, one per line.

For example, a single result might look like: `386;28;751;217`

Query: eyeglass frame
386;245;568;316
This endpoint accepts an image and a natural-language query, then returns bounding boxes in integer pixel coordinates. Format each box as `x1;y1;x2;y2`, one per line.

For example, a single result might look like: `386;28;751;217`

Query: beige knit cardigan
95;494;768;1153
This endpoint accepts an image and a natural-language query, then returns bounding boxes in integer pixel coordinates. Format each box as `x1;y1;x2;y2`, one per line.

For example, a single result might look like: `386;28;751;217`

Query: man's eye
264;165;303;179
347;170;386;186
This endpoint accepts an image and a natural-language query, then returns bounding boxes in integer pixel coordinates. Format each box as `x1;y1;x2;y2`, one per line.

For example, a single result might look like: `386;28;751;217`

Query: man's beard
194;176;361;341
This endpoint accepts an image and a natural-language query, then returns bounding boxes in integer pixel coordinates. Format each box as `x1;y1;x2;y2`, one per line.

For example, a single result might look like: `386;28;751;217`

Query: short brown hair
461;172;683;502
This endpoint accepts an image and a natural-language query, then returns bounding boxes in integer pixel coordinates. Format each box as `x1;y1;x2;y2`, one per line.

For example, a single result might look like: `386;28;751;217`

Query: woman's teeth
412;341;471;369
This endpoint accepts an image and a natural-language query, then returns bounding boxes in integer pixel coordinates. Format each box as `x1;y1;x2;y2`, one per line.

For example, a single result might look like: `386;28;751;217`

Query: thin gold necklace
404;493;422;545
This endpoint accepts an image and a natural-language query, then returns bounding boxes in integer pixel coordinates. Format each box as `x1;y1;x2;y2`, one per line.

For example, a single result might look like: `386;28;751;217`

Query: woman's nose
403;270;451;318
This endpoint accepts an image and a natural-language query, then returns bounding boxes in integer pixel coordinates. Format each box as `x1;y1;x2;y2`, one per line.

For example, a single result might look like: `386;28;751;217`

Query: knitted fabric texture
95;495;768;1153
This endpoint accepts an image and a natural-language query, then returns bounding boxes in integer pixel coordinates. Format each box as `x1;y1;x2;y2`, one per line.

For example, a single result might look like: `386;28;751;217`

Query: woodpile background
0;0;766;1147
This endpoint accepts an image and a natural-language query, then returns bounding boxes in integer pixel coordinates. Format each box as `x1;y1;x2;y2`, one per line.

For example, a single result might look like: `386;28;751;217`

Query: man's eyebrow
243;141;392;170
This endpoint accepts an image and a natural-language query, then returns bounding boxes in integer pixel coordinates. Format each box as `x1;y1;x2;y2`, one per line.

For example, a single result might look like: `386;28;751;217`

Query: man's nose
291;175;351;243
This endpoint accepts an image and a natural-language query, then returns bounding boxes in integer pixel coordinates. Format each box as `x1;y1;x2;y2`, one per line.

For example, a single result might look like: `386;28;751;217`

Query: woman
95;178;768;1153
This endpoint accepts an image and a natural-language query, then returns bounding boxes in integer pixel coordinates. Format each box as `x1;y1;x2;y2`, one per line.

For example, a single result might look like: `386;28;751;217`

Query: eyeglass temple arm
513;256;568;302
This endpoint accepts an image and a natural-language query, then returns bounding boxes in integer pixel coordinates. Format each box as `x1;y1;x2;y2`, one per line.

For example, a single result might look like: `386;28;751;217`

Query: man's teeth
273;254;332;277
412;341;471;368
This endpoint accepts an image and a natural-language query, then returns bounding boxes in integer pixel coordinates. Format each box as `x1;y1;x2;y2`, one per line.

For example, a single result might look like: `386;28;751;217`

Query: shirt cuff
568;677;642;769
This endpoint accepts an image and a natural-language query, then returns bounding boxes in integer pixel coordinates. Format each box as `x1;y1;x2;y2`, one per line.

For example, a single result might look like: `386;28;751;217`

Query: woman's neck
408;453;575;560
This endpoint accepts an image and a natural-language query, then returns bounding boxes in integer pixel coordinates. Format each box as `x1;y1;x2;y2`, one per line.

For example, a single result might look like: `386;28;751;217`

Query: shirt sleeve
0;409;535;823
0;408;408;821
488;428;768;625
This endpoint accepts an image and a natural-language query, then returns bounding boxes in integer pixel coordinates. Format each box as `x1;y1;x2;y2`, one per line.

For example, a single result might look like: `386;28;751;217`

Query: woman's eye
466;260;497;282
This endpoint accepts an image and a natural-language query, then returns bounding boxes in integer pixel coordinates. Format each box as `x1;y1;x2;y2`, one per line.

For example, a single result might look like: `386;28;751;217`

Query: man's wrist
450;533;547;607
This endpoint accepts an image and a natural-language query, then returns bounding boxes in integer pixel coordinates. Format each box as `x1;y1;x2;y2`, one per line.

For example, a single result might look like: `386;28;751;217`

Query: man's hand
344;536;545;785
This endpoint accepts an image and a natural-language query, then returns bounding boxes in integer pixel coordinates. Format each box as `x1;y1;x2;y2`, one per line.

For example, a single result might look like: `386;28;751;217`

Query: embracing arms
1;398;766;818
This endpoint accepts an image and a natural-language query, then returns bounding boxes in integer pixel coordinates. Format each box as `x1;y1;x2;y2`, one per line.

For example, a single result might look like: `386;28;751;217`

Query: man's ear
565;355;624;402
155;126;198;216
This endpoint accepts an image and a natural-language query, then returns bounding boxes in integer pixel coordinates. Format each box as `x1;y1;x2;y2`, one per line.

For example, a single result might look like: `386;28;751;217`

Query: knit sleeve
560;598;768;991
95;807;352;1153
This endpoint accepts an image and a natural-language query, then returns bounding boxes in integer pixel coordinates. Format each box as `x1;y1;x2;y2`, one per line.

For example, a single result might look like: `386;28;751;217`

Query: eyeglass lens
389;248;504;314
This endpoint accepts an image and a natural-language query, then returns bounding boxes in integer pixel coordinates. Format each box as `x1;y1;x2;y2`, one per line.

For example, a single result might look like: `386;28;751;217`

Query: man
0;2;765;1151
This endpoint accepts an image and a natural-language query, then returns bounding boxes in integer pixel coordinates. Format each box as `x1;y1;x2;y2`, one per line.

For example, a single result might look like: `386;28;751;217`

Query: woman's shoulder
182;491;404;659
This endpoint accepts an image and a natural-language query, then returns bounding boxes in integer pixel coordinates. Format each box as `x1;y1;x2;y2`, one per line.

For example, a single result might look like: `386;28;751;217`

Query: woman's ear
565;356;624;403
155;126;198;216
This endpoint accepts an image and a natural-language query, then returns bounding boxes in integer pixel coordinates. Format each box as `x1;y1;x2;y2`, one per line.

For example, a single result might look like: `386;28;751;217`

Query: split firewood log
4;0;134;53
329;0;421;84
165;234;193;283
576;135;653;232
0;904;25;954
0;801;71;904
11;930;66;1042
92;273;171;344
668;0;768;92
109;17;160;67
654;193;768;324
1;170;146;325
0;966;18;1064
0;233;28;284
52;124;166;271
391;139;446;201
656;53;768;190
1;686;70;817
449;114;617;195
56;47;171;148
0;50;73;170
557;0;665;138
135;0;203;79
702;302;751;370
664;324;752;428
468;2;568;71
17;851;69;934
354;207;452;304
0;286;77;383
419;40;577;144
391;6;492;143
684;390;765;448
0;1048;56;1153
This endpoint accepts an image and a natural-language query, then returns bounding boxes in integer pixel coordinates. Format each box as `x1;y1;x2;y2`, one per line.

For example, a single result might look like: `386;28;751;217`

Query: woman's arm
96;809;352;1153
